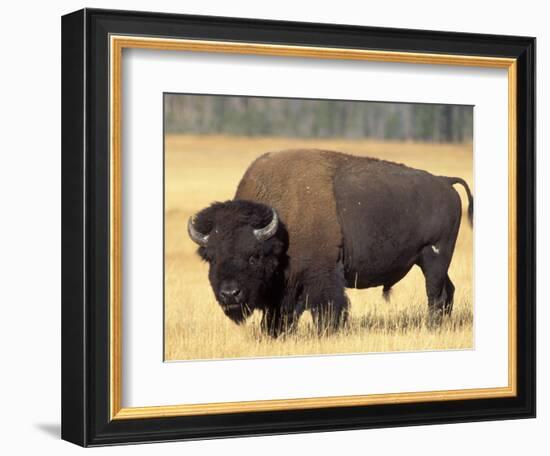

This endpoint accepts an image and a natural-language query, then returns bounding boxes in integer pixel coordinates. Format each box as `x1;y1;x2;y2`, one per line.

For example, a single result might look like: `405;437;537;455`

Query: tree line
165;94;473;143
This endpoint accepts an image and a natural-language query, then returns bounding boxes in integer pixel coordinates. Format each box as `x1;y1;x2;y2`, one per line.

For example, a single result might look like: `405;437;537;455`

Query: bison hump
236;150;343;277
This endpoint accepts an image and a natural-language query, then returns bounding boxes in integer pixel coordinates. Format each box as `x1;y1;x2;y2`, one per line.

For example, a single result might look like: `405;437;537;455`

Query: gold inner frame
109;35;518;420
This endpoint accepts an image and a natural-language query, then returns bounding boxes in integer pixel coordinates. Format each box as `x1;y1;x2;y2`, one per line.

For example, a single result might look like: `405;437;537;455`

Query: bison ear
187;215;210;246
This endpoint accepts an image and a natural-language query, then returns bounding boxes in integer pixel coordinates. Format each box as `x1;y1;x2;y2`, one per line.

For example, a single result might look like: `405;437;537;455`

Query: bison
187;149;473;337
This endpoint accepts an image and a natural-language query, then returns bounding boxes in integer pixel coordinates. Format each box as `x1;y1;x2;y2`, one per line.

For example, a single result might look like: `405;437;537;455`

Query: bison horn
187;216;210;246
254;208;278;241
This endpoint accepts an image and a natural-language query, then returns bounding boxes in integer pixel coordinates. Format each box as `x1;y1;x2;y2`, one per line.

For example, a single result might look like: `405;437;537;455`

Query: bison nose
220;283;242;300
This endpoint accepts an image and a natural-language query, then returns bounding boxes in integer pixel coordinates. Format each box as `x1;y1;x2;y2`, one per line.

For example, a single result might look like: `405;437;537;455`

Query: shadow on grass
245;303;473;343
354;306;474;333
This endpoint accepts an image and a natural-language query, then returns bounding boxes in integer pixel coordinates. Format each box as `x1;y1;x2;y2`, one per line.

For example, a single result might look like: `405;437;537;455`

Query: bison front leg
260;305;301;338
307;269;349;335
311;293;349;335
260;307;283;338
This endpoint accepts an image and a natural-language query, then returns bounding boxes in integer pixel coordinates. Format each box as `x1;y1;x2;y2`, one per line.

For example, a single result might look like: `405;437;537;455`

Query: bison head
187;200;287;324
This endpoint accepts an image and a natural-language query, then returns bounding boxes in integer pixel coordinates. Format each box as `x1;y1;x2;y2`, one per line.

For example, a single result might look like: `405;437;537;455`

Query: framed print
61;8;536;447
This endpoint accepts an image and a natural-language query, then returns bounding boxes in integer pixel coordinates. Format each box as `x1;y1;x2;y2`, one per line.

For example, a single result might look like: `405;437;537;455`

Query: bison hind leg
382;285;392;302
443;275;455;316
417;244;456;327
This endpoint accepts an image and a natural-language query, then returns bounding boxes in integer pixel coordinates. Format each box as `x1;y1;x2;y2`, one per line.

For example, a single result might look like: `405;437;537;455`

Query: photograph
164;94;474;361
59;7;536;447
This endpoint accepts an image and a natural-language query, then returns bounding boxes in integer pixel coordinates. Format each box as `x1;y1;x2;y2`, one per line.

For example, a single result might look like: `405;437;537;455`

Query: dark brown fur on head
190;200;288;324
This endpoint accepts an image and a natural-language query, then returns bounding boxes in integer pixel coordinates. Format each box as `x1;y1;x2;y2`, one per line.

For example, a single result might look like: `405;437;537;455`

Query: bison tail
445;177;474;227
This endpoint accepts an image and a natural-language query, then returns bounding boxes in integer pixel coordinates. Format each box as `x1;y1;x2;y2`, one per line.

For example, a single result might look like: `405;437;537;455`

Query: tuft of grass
164;135;474;361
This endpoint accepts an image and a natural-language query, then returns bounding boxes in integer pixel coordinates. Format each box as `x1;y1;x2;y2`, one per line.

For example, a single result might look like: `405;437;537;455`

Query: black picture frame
62;8;536;447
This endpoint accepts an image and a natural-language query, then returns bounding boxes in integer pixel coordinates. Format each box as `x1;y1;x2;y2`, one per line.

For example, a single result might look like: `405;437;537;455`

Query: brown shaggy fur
236;150;343;287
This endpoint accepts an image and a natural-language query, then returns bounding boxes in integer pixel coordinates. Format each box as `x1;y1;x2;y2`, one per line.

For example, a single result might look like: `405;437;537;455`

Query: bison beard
188;149;473;336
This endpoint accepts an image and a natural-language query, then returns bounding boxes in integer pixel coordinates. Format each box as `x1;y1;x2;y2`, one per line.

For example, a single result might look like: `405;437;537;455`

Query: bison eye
248;254;260;266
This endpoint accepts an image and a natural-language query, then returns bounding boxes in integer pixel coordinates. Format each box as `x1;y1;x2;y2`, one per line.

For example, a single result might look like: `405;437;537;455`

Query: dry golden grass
164;135;473;361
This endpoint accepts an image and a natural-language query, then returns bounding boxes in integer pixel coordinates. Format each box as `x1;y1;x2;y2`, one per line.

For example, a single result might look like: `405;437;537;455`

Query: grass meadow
164;135;473;361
